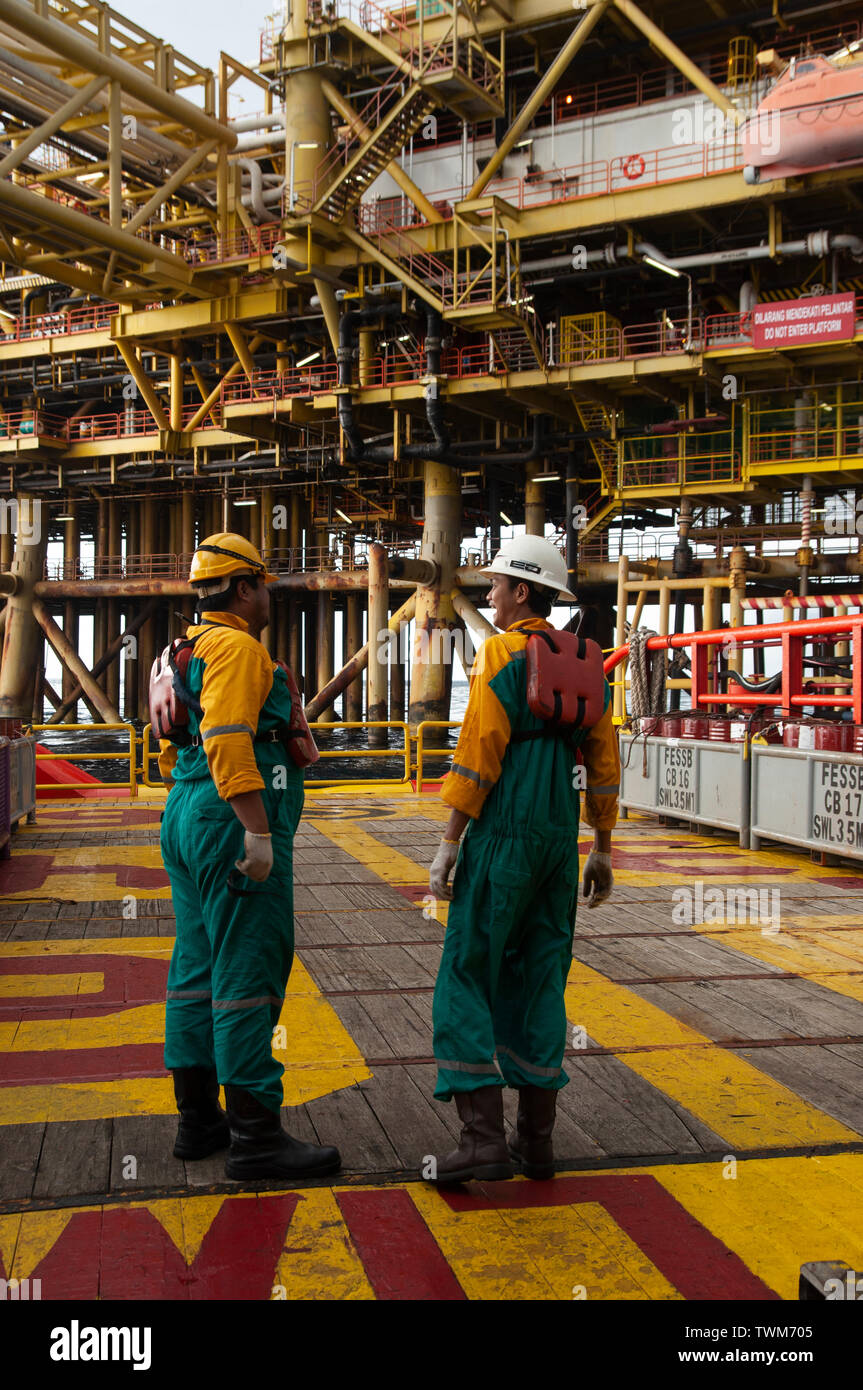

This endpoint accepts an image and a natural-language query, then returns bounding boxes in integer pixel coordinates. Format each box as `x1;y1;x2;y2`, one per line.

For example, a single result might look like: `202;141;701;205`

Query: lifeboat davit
742;46;863;184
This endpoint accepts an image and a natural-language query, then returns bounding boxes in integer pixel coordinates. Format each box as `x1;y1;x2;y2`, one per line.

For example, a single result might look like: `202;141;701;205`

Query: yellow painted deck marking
0;972;103;998
495;1200;682;1300
0;943;371;1124
306;820;426;885
564;956;859;1147
306;815;861;1150
7;1210;79;1281
272;1188;375;1301
694;921;863;1007
409;1183;679;1300
654;1155;863;1302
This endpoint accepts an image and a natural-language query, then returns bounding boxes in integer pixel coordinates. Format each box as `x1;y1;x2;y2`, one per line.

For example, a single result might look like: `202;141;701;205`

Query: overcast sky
115;0;281;115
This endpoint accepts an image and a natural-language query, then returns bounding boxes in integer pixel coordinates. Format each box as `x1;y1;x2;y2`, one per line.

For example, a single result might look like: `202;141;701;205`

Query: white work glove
235;830;273;883
429;839;460;901
582;850;613;909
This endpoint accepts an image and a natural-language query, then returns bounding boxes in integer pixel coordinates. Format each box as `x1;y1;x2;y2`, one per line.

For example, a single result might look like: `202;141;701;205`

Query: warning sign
752;294;856;350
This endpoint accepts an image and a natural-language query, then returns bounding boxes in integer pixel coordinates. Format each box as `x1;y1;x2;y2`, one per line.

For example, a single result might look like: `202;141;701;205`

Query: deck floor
2;791;863;1300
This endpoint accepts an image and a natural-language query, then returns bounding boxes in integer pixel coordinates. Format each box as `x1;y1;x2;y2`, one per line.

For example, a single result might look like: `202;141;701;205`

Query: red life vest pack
148;635;319;768
273;659;320;768
524;628;605;732
149;637;200;746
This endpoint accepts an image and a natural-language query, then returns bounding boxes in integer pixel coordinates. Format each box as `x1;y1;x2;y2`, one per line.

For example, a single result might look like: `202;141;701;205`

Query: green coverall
433;617;615;1101
160;629;303;1112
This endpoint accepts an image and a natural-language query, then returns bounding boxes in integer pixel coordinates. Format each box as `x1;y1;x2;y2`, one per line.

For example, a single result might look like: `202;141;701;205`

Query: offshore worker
157;533;340;1181
426;535;619;1183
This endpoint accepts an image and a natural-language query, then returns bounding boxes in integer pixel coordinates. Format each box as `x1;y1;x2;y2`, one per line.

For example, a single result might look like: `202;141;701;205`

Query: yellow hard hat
188;532;277;595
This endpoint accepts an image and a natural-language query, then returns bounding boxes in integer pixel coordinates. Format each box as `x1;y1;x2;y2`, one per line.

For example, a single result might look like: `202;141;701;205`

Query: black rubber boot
426;1086;514;1185
224;1085;341;1181
508;1086;557;1180
172;1067;230;1160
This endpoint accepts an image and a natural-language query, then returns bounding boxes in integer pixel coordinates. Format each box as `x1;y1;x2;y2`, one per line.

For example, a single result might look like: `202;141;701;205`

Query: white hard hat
480;535;577;601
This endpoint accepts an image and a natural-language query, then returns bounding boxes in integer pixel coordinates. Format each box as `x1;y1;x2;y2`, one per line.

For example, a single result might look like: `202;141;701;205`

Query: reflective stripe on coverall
158;611;303;1112
433;616;620;1101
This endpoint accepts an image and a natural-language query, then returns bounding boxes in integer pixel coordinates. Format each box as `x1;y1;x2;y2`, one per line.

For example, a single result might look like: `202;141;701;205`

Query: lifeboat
742;44;863;183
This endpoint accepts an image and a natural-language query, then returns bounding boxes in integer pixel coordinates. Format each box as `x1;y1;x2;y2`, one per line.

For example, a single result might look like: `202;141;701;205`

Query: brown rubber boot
428;1086;513;1185
508;1086;557;1180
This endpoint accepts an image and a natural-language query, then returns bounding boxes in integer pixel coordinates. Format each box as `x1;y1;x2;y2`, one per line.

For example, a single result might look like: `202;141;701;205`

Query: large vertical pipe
302;598;316;700
62;503;80;708
613;554;629;723
170;354;183;433
368;543;389;745
260;486;274;652
409;460;460;739
390;597;406;722
0;497;50;722
345;591;364;722
105;497;121;711
315;591;335;722
94;498;109;691
137;498;157;719
525;459;545;536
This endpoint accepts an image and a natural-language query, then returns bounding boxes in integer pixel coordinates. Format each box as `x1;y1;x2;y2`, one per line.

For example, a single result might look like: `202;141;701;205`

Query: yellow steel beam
124;141;218;235
468;0;614;199
1;0;235;146
183;333;265;433
115;341;169;430
223;323;257;383
0;73;108;179
612;0;739;119
320;80;443;226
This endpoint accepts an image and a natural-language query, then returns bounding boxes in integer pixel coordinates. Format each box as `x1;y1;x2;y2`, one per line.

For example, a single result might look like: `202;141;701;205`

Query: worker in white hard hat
157;532;340;1182
425;534;620;1184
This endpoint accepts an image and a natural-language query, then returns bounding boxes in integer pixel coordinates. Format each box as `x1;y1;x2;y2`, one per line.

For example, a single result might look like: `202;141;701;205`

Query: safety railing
415;720;460;792
604;615;863;725
0;410;67;440
361;140;744;231
143;719;413;790
27;723;139;797
0;302;119;344
307;720;412;787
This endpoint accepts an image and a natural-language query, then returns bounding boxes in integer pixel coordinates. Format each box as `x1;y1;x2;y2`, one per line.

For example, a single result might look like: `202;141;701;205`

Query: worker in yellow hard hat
157;532;340;1180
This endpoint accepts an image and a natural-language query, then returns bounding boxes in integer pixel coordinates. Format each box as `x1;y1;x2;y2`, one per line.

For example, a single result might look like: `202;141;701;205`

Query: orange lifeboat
743;46;863;183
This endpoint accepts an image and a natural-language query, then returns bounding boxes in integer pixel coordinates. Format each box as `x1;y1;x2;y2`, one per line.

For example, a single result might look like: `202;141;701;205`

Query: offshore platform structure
2;0;863;736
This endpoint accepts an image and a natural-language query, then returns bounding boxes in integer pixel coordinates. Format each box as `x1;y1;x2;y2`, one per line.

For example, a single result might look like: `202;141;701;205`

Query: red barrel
783;722;800;747
637;716;661;736
659;716;682;737
708;718;731;741
851;726;863;755
681;716;709;739
814;723;854;752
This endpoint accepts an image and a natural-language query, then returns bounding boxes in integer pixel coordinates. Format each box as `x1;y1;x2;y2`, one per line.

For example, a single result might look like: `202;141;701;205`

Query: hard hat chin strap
195;543;266;574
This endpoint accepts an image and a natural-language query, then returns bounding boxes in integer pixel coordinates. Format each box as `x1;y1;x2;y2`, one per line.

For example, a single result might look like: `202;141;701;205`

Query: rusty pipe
0;573;19;597
305;592;416;724
32;599;122;724
48;598;160;724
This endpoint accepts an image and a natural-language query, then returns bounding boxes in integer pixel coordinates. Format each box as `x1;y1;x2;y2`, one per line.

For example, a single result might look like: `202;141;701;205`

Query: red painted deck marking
439;1175;780;1301
0;953;169;1021
336;1189;466;1300
0;1043;167;1085
12;1196;299;1300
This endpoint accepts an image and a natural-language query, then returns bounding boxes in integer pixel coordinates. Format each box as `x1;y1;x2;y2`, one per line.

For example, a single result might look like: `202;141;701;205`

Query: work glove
429;839;460;901
235;830;273;883
582;850;613;909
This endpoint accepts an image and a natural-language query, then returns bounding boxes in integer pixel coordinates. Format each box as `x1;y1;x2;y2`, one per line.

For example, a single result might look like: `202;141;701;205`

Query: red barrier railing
605;616;863;723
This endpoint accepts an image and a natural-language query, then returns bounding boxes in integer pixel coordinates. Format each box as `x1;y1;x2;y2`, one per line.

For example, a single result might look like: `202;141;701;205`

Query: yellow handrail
415;720;461;792
27;723;138;797
140;720;413;791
